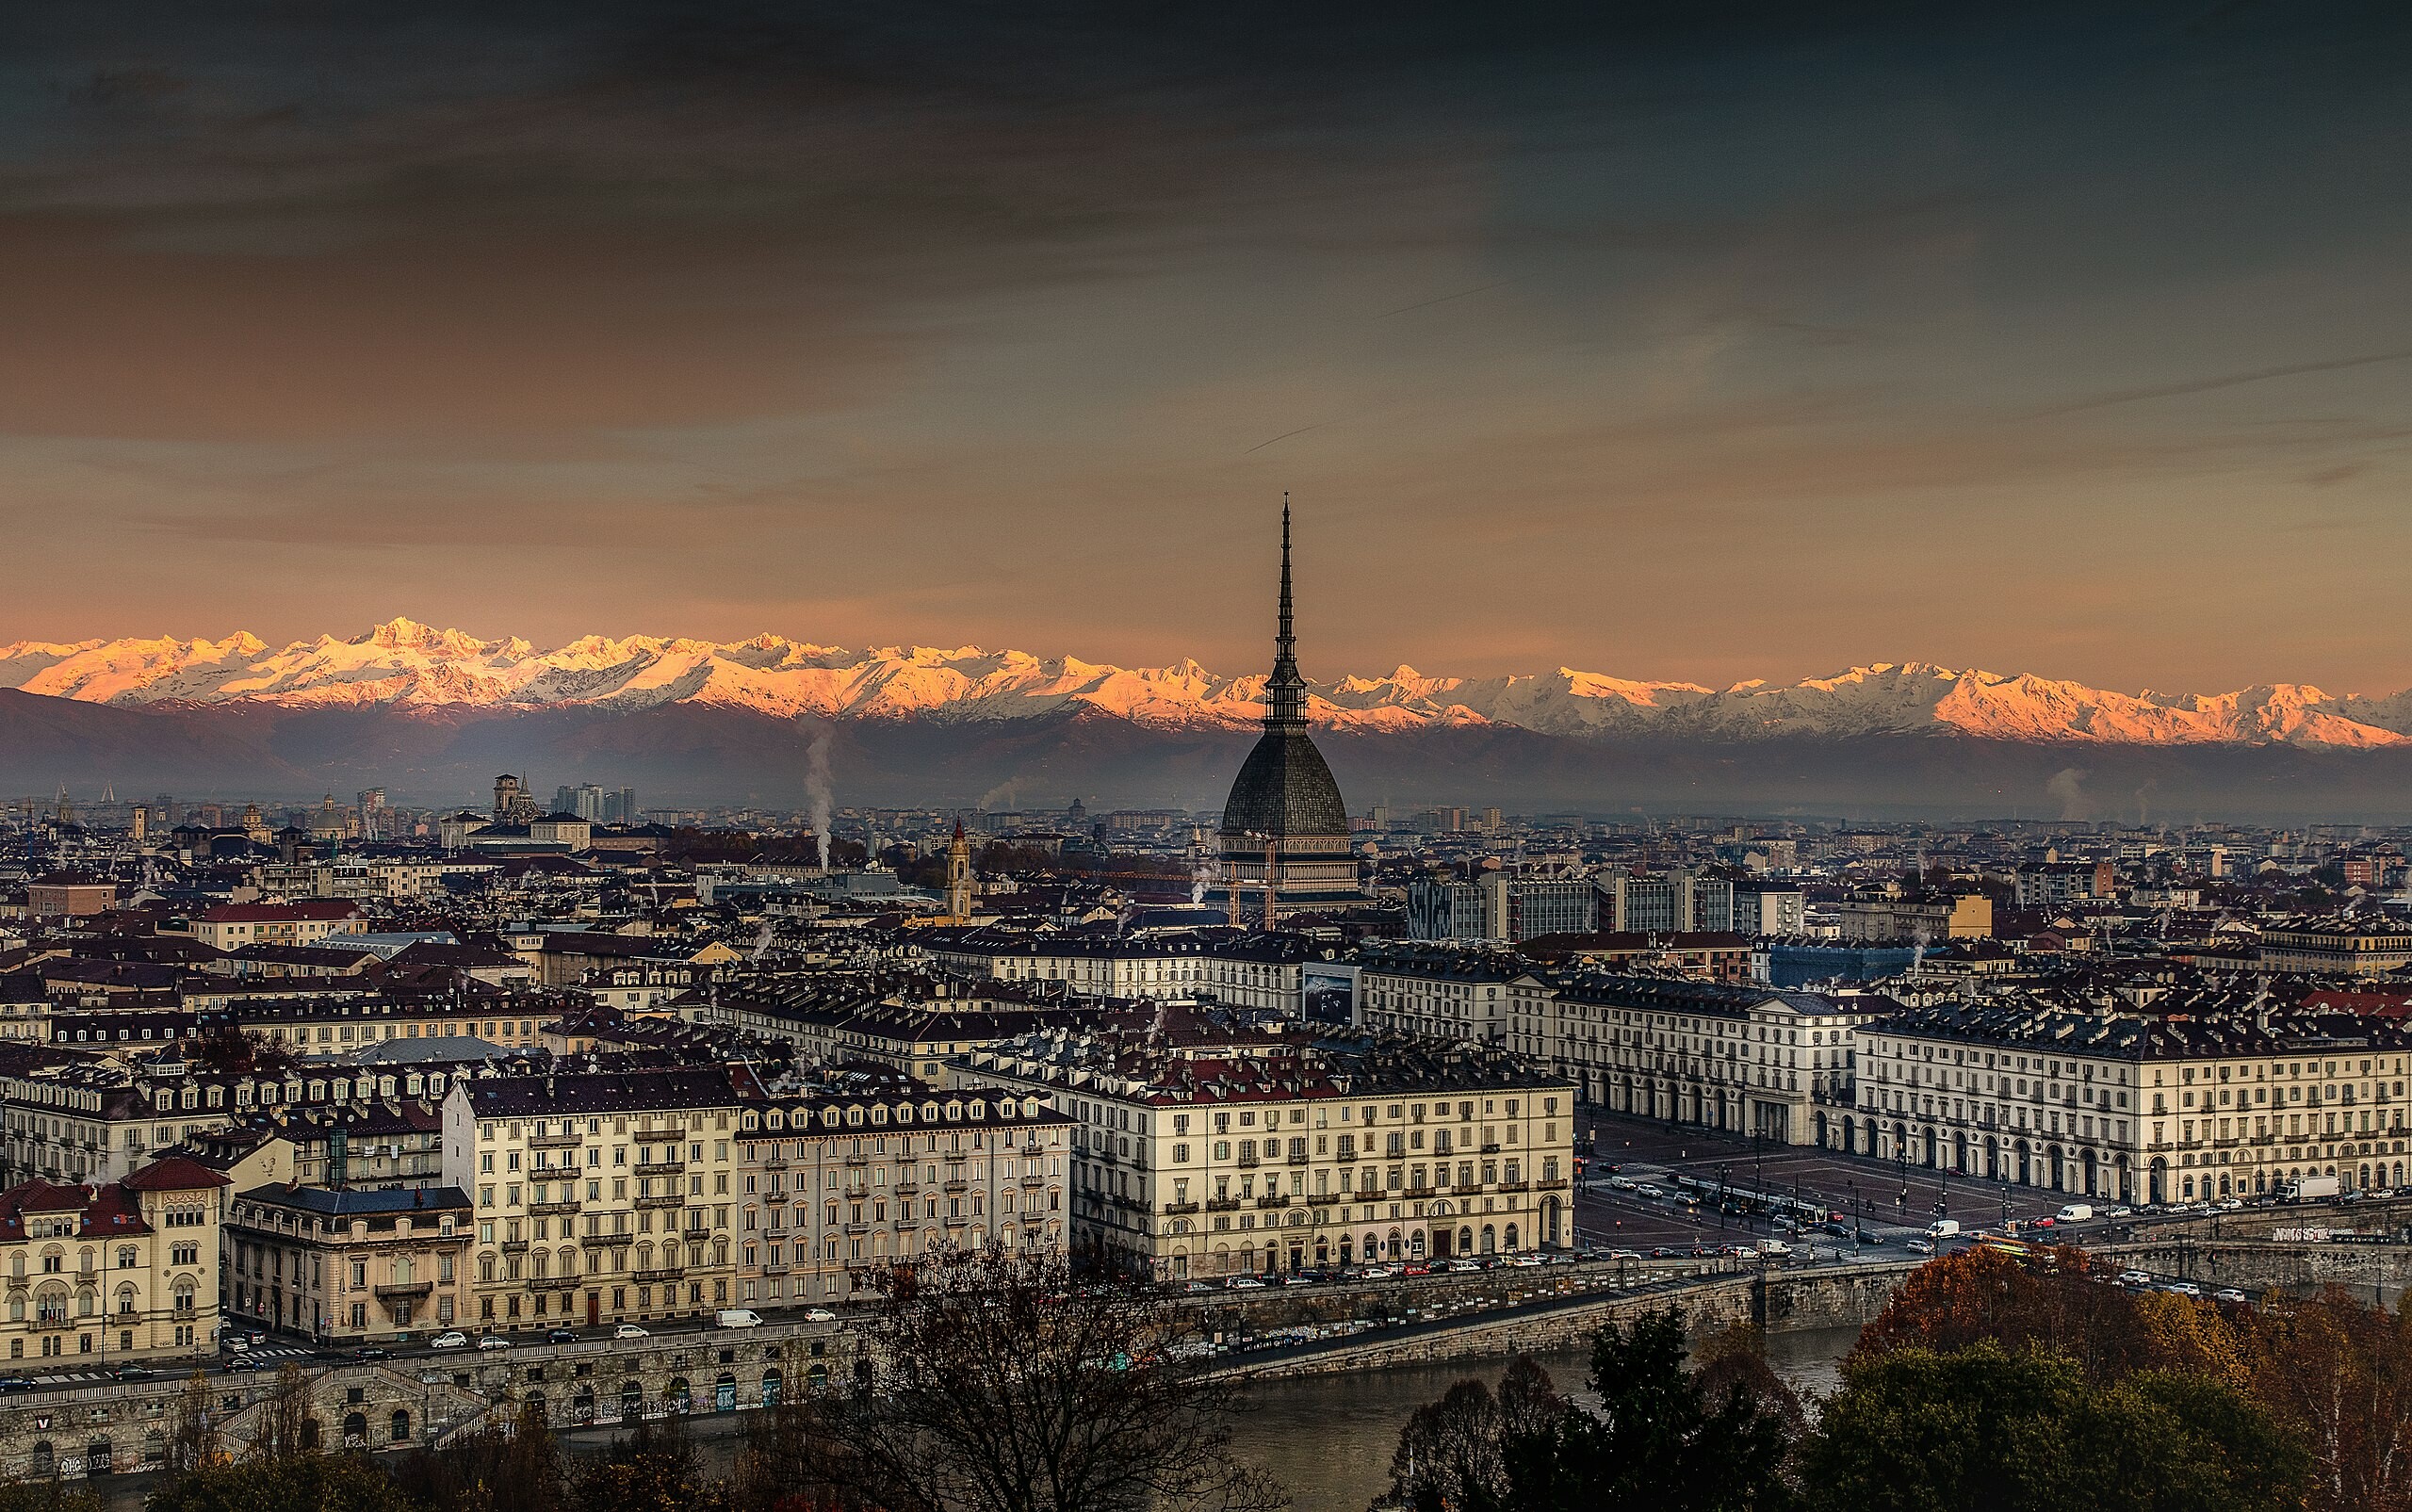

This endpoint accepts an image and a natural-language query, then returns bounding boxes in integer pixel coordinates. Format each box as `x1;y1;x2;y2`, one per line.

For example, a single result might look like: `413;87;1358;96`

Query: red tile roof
122;1156;234;1192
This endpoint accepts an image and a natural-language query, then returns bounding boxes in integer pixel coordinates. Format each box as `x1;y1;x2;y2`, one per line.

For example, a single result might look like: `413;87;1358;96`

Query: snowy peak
0;621;2405;748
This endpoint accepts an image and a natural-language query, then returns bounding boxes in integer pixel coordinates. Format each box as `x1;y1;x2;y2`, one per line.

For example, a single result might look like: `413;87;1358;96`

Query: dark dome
1219;728;1348;840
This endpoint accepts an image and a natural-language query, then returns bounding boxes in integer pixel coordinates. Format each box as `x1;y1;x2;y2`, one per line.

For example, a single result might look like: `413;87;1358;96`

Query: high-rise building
1219;504;1356;917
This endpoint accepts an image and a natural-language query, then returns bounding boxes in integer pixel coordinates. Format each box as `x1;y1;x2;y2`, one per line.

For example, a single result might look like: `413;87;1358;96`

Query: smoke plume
803;722;834;868
2046;767;2091;821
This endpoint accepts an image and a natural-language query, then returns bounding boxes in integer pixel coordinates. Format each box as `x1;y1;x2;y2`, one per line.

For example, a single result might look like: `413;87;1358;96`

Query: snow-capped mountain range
1;617;2407;748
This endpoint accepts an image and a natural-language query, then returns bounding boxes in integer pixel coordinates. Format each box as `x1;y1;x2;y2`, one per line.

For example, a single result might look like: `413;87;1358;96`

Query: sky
5;2;2411;694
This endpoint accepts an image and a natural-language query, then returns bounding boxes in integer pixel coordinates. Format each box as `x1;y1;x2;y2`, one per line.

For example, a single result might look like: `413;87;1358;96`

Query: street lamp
1999;1182;2012;1235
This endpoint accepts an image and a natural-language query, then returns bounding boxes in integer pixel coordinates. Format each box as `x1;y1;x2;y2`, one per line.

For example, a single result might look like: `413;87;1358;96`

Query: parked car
1226;1276;1266;1291
2214;1288;2249;1305
2107;1205;2133;1218
2117;1270;2154;1287
546;1328;579;1343
353;1346;392;1361
2163;1282;2204;1299
716;1309;764;1329
477;1334;513;1351
614;1324;650;1339
431;1331;470;1350
1905;1238;1934;1256
1182;1280;1216;1294
801;1308;838;1322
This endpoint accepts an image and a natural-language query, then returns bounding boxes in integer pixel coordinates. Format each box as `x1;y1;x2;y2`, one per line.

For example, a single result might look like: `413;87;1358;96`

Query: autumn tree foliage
1856;1244;2412;1512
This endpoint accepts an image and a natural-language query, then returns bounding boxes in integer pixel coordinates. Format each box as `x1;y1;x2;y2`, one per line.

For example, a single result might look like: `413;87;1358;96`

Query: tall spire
1266;494;1306;730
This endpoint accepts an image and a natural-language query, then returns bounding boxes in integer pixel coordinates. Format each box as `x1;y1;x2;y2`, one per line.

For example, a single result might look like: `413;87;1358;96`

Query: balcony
843;1152;869;1167
758;1260;791;1276
1203;1197;1240;1212
891;1183;919;1199
374;1280;433;1299
531;1276;582;1292
635;1194;684;1211
1535;1179;1570;1191
1019;1175;1046;1189
1162;1201;1199;1215
631;1127;682;1144
530;1165;579;1183
500;1240;530;1254
1285;1152;1310;1165
630;1267;683;1285
579;1233;631;1249
760;1155;789;1172
1305;1193;1340;1207
634;1160;686;1178
530;1131;581;1149
1235;1156;1260;1169
1255;1195;1286;1211
942;1180;968;1195
530;1200;582;1218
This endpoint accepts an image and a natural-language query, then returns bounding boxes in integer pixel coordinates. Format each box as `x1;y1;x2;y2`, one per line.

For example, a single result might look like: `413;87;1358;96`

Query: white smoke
977;779;1019;811
803;722;834;868
2046;767;2091;822
1909;924;1931;973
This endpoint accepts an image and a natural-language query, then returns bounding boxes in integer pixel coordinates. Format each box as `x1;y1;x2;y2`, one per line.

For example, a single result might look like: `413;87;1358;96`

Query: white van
1927;1219;1961;1239
715;1309;763;1329
2055;1204;2094;1223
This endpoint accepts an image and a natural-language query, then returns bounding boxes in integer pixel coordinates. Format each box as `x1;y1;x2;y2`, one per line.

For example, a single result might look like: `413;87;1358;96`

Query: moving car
2214;1288;2249;1305
1905;1238;1934;1256
546;1328;579;1344
2056;1204;2094;1223
2163;1281;2203;1299
352;1346;392;1361
477;1334;513;1351
431;1331;470;1350
1226;1276;1266;1291
614;1324;650;1339
2117;1270;2154;1287
716;1309;764;1328
801;1308;838;1321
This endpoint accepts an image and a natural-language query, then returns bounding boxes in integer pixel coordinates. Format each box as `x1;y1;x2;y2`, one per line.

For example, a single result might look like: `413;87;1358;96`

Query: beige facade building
955;1016;1575;1278
224;1184;473;1342
0;1157;228;1366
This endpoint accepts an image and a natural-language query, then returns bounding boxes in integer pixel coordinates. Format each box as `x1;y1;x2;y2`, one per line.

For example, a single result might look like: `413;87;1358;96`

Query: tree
1383;1357;1564;1512
392;1395;568;1512
142;1452;413;1512
247;1364;315;1463
754;1244;1285;1512
1386;1311;1797;1512
2245;1288;2412;1512
166;1370;221;1475
1801;1342;2307;1512
193;1026;297;1079
571;1419;735;1512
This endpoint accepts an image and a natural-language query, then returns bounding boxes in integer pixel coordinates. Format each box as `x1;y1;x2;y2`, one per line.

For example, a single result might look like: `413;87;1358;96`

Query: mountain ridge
2;617;2408;749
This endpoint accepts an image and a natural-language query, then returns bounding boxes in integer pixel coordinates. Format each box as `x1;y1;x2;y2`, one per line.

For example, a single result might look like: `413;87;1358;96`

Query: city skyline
5;4;2411;691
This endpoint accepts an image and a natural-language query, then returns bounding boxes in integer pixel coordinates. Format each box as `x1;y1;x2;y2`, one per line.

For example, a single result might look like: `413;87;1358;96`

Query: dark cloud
0;3;2410;692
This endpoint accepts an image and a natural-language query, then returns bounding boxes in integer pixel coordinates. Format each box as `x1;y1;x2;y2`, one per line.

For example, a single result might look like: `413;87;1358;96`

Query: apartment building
954;1015;1575;1278
728;1072;1071;1309
2013;860;2115;912
1405;875;1598;943
1504;971;1879;1146
1853;998;2412;1206
182;902;366;951
912;928;1313;1015
1352;946;1524;1044
2257;917;2412;977
441;1067;764;1331
0;1156;228;1365
1829;892;1993;943
1597;870;1733;935
223;1185;473;1343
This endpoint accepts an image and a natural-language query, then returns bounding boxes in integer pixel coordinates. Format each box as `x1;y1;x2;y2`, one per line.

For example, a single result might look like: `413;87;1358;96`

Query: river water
1226;1324;1863;1508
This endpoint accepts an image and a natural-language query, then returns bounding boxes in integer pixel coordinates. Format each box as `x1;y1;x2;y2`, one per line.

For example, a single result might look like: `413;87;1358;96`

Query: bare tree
746;1244;1285;1512
247;1362;316;1462
167;1369;221;1474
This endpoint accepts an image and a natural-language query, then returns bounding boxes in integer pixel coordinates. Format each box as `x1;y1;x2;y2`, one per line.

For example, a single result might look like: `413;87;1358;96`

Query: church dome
1220;729;1348;841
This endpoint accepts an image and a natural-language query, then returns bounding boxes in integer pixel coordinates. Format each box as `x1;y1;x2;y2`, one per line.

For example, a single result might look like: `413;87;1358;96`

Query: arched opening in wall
140;1430;164;1470
667;1377;691;1414
1505;1223;1520;1250
342;1413;367;1447
390;1410;410;1445
2016;1142;2032;1186
572;1390;595;1425
1923;1128;1937;1168
1841;1116;1856;1155
1813;1113;1828;1148
2082;1149;2099;1196
853;1358;872;1394
86;1438;110;1475
1541;1196;1561;1247
1312;1238;1328;1267
2148;1158;2167;1205
1985;1136;2000;1180
807;1363;829;1390
526;1392;546;1423
760;1369;782;1408
620;1380;643;1419
299;1420;320;1452
1953;1132;1969;1174
715;1373;737;1412
1480;1226;1496;1255
29;1442;52;1479
1430;1228;1451;1260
